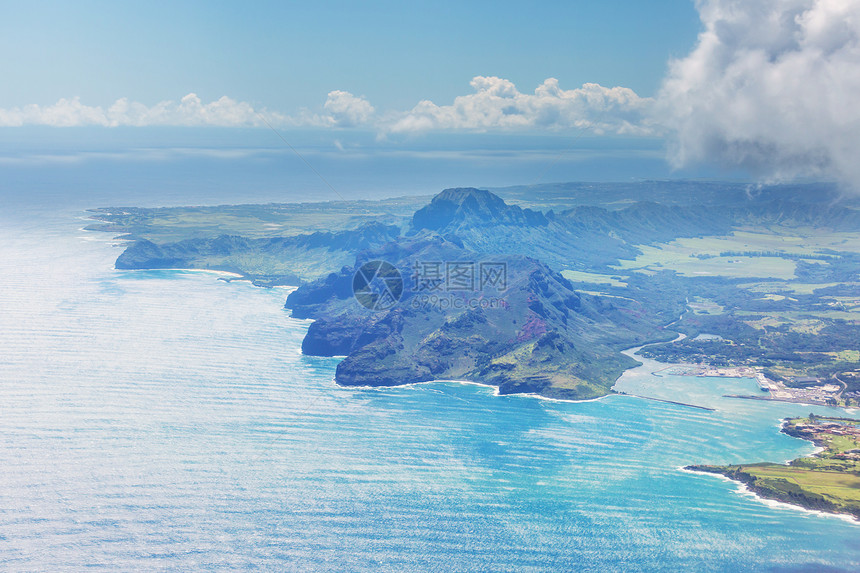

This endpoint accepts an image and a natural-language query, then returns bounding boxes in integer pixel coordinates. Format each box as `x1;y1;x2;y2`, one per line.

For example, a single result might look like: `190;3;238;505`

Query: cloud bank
385;76;657;135
0;78;652;135
0;91;377;129
0;93;273;127
660;0;860;189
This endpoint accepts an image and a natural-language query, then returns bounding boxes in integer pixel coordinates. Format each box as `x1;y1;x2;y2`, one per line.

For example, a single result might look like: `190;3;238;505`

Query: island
688;415;860;521
89;180;860;401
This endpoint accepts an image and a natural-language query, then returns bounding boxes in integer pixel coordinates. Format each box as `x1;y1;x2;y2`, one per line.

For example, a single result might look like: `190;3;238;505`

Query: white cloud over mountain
660;0;860;189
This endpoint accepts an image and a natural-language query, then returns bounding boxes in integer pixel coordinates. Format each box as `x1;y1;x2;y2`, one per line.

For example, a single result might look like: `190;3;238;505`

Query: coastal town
656;365;848;406
791;417;860;462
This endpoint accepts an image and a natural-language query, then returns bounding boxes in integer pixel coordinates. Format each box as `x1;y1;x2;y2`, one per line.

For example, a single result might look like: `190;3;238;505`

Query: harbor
653;365;844;406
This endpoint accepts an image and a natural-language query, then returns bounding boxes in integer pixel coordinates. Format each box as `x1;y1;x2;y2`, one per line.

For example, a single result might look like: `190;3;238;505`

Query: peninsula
90;181;860;401
688;415;860;521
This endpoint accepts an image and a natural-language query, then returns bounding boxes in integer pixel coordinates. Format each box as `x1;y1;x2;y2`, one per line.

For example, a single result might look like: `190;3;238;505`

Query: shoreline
680;466;860;525
334;377;616;404
117;267;247;279
334;373;720;409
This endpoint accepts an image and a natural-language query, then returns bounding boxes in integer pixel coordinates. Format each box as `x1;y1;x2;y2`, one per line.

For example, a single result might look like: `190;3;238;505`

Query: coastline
80;220;250;281
680;466;860;525
114;266;247;279
336;377;616;404
328;334;707;407
164;267;246;279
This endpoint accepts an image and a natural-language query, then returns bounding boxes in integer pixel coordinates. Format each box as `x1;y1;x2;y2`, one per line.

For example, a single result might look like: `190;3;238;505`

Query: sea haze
0;127;740;212
0;145;857;571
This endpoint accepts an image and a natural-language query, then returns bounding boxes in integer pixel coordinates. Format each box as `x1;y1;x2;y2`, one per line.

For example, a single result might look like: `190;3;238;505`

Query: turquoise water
1;208;859;571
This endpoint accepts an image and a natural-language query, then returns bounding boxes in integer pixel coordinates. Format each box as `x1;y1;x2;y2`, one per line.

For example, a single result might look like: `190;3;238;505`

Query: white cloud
385;76;657;135
288;90;375;127
659;0;860;189
322;90;375;127
0;91;378;130
0;97;110;127
0;94;284;127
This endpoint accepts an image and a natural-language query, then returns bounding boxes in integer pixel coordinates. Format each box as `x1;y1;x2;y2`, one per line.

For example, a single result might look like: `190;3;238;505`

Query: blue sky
0;1;699;110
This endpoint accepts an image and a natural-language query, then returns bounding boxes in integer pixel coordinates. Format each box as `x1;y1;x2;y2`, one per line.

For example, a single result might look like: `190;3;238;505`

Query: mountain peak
433;187;506;206
411;187;547;232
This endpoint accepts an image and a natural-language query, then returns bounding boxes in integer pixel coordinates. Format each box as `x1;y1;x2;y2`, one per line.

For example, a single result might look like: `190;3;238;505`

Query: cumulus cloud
322;90;375;127
660;0;860;189
386;76;657;135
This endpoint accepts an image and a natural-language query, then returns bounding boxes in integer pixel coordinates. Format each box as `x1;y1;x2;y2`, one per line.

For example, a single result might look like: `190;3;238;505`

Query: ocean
0;136;857;571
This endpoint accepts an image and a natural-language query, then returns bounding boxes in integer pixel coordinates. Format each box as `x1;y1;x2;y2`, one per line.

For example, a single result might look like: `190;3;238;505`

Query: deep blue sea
0;133;857;571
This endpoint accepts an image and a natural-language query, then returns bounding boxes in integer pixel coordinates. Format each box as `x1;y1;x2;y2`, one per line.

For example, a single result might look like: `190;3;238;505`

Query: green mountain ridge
287;233;673;399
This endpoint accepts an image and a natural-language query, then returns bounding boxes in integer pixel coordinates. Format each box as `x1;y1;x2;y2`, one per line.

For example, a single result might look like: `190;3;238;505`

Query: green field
688;298;724;315
87;196;428;242
736;463;860;505
561;270;628;287
613;244;798;279
736;309;860;322
739;281;852;295
705;228;860;254
613;228;860;280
